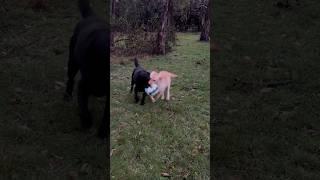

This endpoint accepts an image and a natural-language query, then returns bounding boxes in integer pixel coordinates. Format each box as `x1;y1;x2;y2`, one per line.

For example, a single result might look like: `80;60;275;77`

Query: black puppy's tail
134;58;139;67
78;0;94;18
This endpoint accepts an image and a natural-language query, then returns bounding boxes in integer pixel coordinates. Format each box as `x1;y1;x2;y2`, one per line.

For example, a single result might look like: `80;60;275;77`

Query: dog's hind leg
140;92;147;105
64;35;79;101
150;96;156;103
78;80;92;129
130;71;135;93
153;92;161;102
166;81;171;101
166;86;170;101
161;90;165;100
134;87;140;103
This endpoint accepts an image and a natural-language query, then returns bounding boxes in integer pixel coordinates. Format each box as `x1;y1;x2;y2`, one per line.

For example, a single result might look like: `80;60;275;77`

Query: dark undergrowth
212;0;320;179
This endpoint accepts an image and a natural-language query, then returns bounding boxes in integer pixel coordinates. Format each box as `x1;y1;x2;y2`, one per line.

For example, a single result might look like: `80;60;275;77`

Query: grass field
212;0;320;179
110;33;210;179
0;0;108;179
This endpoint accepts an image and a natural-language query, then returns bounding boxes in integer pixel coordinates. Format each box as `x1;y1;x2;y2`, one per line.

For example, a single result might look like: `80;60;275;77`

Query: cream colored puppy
148;71;177;102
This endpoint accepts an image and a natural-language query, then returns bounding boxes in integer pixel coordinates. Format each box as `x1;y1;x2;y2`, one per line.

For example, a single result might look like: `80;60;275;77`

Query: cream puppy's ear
149;71;157;84
150;71;157;77
150;71;159;80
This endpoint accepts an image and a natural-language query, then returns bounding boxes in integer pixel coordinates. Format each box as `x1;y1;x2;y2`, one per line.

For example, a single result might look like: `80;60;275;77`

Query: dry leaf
260;87;273;93
161;172;170;177
110;149;116;156
80;163;90;174
55;81;65;87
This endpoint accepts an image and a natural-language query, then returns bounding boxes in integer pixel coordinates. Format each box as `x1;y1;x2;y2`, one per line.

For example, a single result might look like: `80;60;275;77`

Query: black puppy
64;0;109;138
130;58;150;105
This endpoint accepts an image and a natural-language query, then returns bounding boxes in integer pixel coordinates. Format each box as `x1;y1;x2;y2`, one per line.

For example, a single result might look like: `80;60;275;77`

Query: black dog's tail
134;58;139;67
78;0;94;18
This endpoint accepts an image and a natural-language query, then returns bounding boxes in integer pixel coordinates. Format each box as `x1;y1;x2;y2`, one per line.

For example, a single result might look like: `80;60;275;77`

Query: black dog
130;58;150;105
64;0;109;138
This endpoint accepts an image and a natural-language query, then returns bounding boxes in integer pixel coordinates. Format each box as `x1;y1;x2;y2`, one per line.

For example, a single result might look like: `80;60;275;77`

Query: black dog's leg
64;35;79;101
130;71;135;93
78;80;92;129
140;92;147;105
98;97;108;138
134;87;139;103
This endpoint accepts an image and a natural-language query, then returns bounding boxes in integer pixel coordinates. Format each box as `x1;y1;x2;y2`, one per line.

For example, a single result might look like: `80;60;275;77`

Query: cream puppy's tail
169;72;177;78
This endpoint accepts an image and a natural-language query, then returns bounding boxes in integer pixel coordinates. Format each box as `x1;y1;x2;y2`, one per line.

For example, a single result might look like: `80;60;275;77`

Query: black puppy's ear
130;57;137;62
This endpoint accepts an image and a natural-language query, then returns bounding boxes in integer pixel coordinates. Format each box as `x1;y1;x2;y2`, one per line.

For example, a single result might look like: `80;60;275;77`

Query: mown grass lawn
212;0;320;179
110;33;210;179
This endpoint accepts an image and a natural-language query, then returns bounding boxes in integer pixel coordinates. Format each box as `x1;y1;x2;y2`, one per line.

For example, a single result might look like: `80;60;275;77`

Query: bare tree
154;0;172;54
199;0;209;41
110;0;117;47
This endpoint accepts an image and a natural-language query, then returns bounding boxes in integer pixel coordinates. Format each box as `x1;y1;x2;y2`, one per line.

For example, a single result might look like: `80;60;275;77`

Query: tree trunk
200;0;210;41
154;0;172;55
110;0;116;47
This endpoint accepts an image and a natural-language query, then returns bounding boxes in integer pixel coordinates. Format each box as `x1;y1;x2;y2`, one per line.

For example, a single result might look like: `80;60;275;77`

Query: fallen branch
113;38;130;44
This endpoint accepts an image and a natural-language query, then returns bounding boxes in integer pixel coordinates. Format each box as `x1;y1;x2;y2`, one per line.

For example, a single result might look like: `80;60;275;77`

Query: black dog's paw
135;98;140;103
63;92;72;102
80;112;93;129
140;102;145;105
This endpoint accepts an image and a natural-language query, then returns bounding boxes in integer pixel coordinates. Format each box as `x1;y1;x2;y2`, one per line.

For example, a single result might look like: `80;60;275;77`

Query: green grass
212;0;320;179
110;33;210;179
0;0;108;179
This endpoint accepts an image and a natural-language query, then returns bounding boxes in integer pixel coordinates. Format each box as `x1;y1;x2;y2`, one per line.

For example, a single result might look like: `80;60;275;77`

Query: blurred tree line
111;0;209;55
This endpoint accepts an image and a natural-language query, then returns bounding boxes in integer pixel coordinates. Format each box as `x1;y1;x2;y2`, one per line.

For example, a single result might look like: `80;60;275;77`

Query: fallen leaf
161;172;170;177
52;154;63;160
55;81;65;87
227;109;238;114
198;145;205;153
192;148;198;156
80;163;90;174
110;149;116;156
260;87;273;93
